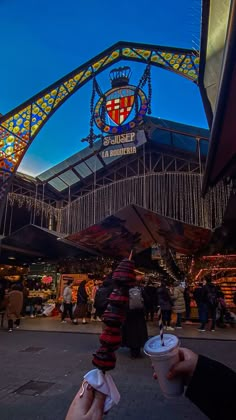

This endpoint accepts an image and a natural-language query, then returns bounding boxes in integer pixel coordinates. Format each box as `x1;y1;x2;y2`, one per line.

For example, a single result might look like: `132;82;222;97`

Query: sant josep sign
100;130;146;159
101;132;137;159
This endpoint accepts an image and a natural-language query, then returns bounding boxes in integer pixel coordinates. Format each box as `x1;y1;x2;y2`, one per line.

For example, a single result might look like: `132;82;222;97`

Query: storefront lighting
195;267;236;281
202;255;236;261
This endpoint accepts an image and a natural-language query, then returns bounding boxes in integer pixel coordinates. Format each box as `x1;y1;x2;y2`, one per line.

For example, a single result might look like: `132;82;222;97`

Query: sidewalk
3;316;235;340
0;330;235;420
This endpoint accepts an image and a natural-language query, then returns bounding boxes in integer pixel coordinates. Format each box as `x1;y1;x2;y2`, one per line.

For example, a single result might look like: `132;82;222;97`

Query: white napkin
84;369;120;412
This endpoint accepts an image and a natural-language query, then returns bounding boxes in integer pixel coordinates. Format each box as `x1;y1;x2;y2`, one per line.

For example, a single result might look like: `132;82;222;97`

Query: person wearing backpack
122;282;148;358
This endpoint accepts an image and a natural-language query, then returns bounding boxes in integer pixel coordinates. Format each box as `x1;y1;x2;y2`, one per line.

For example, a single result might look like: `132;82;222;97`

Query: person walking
156;280;174;330
6;284;23;332
61;280;73;323
74;280;89;324
172;282;185;329
122;282;148;358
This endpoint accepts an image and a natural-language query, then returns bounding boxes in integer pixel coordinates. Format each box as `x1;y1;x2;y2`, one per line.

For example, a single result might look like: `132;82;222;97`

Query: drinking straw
157;306;165;346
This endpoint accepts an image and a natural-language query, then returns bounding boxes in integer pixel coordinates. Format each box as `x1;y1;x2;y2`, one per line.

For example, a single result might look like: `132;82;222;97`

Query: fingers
66;382;94;420
88;390;106;420
167;348;198;381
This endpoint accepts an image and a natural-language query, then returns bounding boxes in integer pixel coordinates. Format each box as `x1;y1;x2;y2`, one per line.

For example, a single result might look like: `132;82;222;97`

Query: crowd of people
1;273;235;335
60;273;235;360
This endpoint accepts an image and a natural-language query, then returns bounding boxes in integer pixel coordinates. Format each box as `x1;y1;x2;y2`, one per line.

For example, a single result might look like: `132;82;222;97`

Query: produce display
92;257;136;371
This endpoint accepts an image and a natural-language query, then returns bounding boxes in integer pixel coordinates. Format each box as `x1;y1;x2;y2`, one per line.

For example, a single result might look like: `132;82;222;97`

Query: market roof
36;116;209;193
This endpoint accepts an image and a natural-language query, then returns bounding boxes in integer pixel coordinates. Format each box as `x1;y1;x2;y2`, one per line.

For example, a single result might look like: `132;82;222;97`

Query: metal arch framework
0;41;199;213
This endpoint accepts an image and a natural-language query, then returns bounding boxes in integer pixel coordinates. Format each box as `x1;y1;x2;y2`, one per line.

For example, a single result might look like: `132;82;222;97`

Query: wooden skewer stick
128;249;133;261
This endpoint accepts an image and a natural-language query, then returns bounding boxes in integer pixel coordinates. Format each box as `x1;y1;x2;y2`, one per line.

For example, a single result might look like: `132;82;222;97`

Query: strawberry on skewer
92;252;136;371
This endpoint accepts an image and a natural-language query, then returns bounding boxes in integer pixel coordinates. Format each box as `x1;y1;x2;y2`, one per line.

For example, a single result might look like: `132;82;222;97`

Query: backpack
129;287;144;310
207;285;218;306
94;286;110;312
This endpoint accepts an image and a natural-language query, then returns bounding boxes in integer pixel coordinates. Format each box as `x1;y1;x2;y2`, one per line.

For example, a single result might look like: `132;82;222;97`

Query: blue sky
0;0;207;175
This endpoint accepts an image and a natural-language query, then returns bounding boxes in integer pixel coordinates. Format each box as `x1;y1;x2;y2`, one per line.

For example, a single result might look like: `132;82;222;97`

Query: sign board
99;129;146;161
59;274;88;298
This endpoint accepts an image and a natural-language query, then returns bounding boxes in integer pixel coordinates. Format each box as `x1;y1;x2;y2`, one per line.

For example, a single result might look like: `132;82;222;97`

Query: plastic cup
144;334;184;398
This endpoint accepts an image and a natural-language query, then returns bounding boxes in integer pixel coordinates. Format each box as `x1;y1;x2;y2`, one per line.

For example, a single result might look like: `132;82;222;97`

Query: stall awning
0;225;99;263
67;205;211;257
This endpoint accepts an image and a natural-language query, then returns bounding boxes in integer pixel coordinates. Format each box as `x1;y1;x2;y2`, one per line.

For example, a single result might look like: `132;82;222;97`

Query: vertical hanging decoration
81;76;104;148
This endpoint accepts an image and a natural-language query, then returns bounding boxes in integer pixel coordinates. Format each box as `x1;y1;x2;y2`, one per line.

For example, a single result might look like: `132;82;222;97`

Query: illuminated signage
101;132;137;159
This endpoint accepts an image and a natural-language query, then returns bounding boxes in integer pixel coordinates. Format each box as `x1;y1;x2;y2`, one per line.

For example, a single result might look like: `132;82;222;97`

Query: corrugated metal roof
74;162;92;178
36;117;209;192
48;177;68;191
85;155;104;172
58;170;80;186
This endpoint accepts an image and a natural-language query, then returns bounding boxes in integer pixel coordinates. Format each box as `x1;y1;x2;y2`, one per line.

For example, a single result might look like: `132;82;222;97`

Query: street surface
0;330;235;420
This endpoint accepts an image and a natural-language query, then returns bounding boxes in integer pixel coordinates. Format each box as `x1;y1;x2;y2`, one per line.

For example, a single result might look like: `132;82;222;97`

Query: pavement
3;315;235;341
0;328;235;420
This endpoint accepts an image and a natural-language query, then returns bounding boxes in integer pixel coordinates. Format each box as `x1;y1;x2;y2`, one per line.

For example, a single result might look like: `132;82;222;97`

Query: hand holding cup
153;347;198;387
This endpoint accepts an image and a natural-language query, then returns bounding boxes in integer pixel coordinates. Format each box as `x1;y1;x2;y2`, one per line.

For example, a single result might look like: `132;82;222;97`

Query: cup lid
144;334;179;356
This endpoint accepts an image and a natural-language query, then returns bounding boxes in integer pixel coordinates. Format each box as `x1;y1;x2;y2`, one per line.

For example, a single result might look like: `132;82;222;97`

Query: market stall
25;263;58;316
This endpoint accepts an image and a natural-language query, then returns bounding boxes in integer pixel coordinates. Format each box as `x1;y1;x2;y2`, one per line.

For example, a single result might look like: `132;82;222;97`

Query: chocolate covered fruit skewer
92;251;136;371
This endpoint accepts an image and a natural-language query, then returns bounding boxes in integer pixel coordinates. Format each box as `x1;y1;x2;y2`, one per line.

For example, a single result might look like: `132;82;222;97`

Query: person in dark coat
157;281;174;331
122;283;148;358
74;280;89;324
94;275;114;319
143;280;157;322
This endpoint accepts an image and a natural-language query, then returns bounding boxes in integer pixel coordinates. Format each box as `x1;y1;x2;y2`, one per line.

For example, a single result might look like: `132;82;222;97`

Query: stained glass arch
0;41;199;221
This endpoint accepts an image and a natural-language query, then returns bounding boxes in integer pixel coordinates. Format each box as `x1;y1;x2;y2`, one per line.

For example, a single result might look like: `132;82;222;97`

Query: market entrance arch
0;41;199;222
